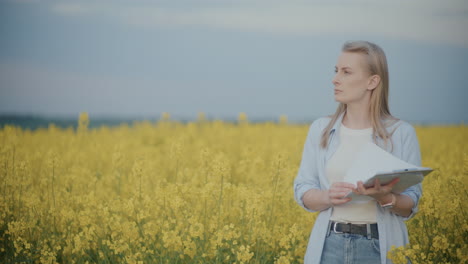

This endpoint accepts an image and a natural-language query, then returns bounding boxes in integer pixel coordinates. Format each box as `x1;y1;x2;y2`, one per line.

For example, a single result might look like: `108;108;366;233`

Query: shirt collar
329;111;346;135
328;111;383;140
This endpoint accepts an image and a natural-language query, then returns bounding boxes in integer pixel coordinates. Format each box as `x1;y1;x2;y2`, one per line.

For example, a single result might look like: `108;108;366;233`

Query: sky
0;0;467;124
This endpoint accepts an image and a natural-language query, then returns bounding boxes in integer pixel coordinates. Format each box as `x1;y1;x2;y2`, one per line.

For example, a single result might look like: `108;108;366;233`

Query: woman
293;40;422;264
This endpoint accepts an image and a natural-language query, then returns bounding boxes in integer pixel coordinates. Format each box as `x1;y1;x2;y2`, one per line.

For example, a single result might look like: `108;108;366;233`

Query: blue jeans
320;231;381;264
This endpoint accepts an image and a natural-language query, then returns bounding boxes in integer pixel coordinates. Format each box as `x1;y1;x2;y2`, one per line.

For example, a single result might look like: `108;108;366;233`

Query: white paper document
343;142;432;200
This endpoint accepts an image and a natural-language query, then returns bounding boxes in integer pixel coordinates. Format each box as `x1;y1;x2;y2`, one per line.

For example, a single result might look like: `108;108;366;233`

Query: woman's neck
343;103;372;129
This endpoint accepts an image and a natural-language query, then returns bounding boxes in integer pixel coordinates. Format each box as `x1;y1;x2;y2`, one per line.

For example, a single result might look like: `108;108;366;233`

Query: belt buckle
366;224;372;239
332;222;344;234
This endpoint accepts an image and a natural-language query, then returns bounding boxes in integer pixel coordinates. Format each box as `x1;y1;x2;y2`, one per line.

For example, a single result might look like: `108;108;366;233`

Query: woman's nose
332;74;339;86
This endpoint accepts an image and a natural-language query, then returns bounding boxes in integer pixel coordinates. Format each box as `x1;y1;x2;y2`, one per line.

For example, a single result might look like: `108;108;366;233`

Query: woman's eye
334;69;350;74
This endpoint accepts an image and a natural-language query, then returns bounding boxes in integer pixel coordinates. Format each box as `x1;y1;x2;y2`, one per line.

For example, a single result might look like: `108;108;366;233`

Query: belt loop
326;221;332;237
366;224;371;240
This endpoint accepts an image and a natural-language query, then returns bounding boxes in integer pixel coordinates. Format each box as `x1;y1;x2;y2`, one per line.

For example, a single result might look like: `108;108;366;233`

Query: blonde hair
320;40;398;149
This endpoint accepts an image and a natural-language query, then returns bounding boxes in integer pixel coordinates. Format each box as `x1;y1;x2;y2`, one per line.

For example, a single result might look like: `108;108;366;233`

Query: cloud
0;62;248;117
46;1;468;47
51;3;92;16
7;0;40;3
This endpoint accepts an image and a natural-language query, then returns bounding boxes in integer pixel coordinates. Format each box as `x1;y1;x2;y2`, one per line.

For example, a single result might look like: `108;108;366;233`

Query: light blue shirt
293;112;422;264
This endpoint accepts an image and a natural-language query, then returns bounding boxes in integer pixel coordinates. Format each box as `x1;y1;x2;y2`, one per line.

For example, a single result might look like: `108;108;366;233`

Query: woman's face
332;52;375;105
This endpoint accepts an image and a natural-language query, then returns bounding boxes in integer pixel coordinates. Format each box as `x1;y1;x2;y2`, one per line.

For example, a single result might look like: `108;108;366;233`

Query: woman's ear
367;75;381;91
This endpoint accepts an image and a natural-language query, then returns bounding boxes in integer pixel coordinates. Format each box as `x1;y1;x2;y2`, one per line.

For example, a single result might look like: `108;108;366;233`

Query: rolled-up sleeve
293;121;322;213
399;124;423;221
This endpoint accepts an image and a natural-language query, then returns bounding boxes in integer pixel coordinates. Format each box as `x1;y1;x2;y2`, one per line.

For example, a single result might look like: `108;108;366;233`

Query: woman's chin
334;96;345;103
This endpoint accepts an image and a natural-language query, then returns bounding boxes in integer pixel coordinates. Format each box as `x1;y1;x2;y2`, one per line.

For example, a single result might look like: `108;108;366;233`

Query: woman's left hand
353;178;400;201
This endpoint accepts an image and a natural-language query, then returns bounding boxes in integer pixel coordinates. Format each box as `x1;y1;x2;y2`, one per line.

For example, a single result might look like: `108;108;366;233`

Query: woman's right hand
303;182;355;211
327;182;355;206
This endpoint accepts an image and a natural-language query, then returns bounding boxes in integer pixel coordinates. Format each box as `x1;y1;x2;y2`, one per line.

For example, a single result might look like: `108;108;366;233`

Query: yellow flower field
0;113;466;263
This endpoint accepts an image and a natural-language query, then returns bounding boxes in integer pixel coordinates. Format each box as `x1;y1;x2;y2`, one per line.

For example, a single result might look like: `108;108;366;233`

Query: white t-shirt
326;122;377;224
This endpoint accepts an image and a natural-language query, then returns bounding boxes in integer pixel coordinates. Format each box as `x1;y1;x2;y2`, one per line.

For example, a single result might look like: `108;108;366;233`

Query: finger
352;189;363;196
332;198;352;205
385;177;400;187
375;178;381;190
378;178;400;194
330;190;351;199
329;186;354;196
357;181;367;194
332;182;356;189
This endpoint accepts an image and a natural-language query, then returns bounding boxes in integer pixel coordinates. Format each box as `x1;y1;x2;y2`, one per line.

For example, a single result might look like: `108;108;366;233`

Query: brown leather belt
329;221;379;240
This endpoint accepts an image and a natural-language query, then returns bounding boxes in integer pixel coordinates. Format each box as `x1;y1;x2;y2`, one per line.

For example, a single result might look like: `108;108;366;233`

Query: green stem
217;171;224;230
269;159;281;226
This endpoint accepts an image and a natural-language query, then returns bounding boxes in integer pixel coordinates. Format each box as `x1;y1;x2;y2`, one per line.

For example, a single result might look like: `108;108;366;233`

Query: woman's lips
334;89;342;94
